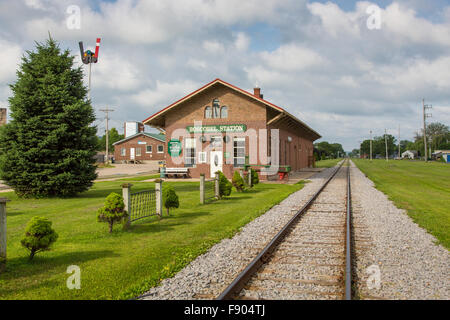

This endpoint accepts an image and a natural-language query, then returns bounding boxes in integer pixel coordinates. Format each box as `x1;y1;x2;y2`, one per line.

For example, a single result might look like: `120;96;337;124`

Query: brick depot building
113;132;166;163
142;79;321;179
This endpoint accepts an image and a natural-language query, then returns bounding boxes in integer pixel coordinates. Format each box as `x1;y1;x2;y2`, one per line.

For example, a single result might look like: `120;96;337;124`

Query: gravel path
350;161;449;300
140;165;340;300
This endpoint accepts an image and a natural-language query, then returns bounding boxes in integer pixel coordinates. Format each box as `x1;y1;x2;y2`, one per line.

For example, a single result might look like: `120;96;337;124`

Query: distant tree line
355;122;449;159
314;141;345;160
96;128;124;153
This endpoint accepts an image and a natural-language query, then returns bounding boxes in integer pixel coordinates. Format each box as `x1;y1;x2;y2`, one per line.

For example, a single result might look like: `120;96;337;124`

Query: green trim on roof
113;132;166;145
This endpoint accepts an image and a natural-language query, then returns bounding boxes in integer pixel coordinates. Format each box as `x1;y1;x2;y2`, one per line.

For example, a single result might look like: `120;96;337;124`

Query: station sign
186;124;247;133
168;139;182;157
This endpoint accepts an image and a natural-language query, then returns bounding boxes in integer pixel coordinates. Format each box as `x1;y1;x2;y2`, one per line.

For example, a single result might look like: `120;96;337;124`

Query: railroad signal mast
79;38;101;101
422;99;432;162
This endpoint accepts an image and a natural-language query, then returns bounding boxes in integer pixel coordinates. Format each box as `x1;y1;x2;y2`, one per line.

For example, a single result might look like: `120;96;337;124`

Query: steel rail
216;160;346;300
345;161;352;300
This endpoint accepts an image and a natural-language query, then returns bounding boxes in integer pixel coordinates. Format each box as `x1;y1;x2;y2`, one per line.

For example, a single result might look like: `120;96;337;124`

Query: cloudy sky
1;0;449;151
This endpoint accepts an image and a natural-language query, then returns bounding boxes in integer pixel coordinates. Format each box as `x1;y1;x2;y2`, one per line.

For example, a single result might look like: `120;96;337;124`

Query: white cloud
260;44;326;72
131;80;200;108
0;40;22;83
234;32;250;51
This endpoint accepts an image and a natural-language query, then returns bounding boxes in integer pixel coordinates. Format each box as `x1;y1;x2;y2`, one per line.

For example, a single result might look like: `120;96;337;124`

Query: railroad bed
219;162;351;300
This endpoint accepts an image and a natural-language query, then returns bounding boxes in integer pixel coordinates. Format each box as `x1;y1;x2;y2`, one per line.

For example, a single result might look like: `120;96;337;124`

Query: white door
130;148;135;160
210;151;223;178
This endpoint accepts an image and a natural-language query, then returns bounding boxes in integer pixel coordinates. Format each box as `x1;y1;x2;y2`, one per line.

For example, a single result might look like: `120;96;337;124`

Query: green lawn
0;179;304;300
315;158;342;168
353;159;450;249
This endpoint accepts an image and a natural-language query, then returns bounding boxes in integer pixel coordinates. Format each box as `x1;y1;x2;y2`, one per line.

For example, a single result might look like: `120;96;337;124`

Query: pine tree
163;186;179;216
0;37;98;197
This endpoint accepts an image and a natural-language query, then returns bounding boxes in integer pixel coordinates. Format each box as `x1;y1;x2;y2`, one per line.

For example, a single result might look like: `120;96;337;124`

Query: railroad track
217;160;353;300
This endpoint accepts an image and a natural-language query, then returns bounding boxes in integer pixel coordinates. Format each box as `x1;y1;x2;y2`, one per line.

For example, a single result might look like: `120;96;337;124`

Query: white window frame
157;145;164;153
136;147;142;157
121;148;126;156
233;137;246;167
146;145;152;153
185;138;196;167
198;152;207;164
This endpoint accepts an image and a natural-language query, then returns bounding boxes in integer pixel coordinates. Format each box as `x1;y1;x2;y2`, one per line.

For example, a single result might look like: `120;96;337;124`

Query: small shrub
245;169;259;187
163;186;179;216
232;171;245;192
21;217;58;261
97;192;128;233
216;171;232;198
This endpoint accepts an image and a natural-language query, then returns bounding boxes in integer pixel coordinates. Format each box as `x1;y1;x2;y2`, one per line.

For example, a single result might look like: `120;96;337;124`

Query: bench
164;168;189;178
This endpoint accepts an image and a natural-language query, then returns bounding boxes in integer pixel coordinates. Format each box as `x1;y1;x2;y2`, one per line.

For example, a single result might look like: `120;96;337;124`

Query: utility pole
423;99;432;162
385;129;388;161
398;125;401;159
99;108;114;164
370;130;373;162
359;140;362;159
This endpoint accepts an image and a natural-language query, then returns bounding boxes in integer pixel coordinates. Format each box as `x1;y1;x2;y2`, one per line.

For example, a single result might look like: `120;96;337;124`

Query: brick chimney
253;87;263;99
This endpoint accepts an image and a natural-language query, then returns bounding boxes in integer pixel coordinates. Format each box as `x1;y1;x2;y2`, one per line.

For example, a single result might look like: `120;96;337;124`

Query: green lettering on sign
186;124;247;133
168;139;182;157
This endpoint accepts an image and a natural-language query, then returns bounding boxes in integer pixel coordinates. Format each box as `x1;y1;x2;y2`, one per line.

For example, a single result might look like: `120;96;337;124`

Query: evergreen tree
97;192;128;233
232;170;245;192
163;186;179;216
0;37;98;197
21;217;58;261
216;171;232;198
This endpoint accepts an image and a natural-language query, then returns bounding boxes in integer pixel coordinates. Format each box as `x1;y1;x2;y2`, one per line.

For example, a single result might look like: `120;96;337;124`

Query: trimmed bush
216;171;232;198
232;171;245;192
21;217;58;261
245;169;259;187
97;192;128;233
163;186;179;216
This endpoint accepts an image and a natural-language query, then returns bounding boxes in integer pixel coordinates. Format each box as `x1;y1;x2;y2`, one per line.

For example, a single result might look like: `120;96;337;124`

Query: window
205;106;212;118
121;148;126;156
233;137;245;167
136;148;142;157
220;106;228;118
185;138;196;167
212;99;220;118
157;145;164;153
146;145;152;153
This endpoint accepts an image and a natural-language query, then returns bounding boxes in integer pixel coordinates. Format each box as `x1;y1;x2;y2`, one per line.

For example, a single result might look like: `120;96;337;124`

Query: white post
385;129;389;161
200;174;205;204
155;179;163;216
122;184;132;229
248;168;252;187
0;198;10;272
215;172;220;199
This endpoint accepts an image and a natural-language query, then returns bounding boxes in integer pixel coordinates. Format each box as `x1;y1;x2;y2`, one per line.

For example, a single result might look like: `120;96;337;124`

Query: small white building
401;150;418;160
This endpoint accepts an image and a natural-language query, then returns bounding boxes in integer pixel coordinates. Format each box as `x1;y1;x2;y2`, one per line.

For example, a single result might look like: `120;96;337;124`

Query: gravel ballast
140;162;449;300
350;161;449;300
141;166;339;300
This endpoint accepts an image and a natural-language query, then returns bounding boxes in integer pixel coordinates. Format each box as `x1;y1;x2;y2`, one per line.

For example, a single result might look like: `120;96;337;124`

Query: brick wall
161;83;316;179
0;108;6;126
114;134;166;163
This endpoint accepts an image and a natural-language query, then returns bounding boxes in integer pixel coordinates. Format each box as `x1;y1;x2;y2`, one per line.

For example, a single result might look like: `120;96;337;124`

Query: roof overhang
142;78;321;141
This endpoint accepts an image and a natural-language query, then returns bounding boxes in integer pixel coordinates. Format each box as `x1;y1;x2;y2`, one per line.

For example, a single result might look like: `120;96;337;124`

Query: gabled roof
112;132;166;146
142;78;321;140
